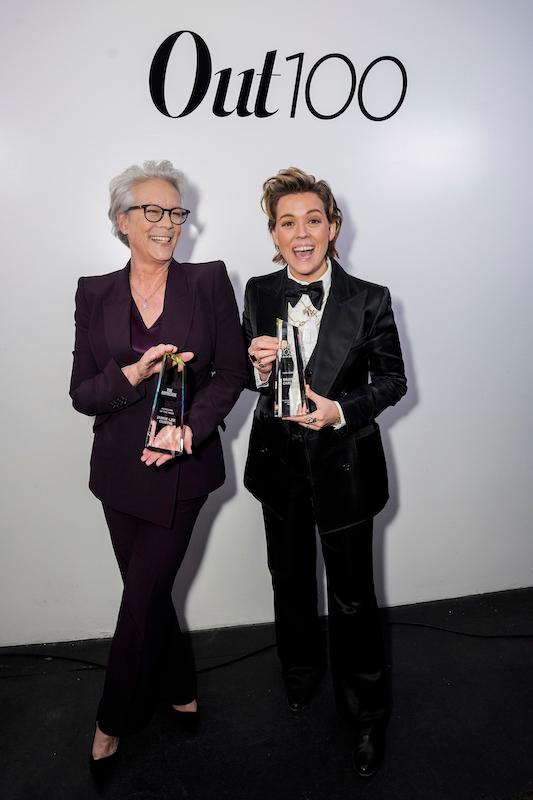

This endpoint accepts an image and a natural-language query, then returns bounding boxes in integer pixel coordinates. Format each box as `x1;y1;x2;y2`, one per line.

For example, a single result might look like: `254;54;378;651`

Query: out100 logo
149;31;407;121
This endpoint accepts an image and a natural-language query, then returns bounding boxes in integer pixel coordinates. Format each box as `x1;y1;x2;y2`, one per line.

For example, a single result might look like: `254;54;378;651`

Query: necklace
287;299;320;327
302;304;319;317
130;269;168;310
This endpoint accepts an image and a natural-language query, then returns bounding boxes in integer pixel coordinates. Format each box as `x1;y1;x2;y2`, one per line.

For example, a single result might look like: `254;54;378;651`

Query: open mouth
149;235;173;244
293;245;315;261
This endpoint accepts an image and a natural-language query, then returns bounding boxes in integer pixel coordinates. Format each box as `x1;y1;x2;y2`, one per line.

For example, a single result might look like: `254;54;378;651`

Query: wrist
331;400;345;429
123;363;142;387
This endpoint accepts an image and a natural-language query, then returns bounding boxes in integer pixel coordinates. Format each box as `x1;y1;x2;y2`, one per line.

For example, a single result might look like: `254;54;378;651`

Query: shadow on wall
372;299;418;607
336;196;357;259
175;176;204;264
336;196;419;608
172;255;257;628
172;389;256;628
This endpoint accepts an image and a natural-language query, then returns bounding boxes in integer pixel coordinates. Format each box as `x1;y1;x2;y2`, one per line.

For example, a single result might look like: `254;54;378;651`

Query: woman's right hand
122;346;194;387
248;335;278;380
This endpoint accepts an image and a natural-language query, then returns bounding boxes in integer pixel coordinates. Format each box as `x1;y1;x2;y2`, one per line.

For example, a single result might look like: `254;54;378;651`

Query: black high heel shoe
169;705;200;734
89;749;119;782
89;724;120;782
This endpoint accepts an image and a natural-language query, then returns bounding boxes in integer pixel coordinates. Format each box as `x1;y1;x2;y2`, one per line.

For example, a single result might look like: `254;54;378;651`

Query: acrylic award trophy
274;318;307;417
145;353;185;456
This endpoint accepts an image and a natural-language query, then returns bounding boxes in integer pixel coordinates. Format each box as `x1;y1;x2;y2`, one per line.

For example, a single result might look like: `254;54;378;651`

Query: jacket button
259;447;269;455
341;463;351;472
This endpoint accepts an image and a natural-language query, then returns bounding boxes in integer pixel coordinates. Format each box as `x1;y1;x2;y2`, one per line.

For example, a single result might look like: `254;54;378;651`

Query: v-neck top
130;301;163;354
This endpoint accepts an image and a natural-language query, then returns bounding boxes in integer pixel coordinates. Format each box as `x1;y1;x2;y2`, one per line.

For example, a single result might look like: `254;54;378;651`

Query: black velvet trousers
97;495;206;736
262;435;387;729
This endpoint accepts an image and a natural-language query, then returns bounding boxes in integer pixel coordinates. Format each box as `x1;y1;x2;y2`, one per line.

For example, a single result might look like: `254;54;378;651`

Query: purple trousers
97;495;206;736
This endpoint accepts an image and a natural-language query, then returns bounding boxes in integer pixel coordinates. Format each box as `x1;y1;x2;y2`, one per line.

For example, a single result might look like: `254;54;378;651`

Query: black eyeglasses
127;204;190;225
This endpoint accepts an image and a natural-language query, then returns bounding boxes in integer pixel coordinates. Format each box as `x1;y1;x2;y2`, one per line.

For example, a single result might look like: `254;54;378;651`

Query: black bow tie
285;278;324;311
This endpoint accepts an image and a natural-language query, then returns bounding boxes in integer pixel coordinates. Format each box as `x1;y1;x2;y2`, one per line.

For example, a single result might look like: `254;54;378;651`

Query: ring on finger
306;416;317;424
248;353;258;364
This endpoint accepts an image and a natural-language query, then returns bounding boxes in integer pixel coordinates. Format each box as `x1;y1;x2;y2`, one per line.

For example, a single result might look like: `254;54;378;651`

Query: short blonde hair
261;167;343;264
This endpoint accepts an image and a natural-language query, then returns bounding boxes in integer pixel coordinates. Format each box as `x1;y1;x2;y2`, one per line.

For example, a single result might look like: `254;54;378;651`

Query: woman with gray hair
70;160;247;772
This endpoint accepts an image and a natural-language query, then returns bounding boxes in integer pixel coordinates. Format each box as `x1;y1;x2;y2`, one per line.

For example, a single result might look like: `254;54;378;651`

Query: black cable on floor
0;620;532;678
0;653;106;670
197;643;275;673
385;621;533;639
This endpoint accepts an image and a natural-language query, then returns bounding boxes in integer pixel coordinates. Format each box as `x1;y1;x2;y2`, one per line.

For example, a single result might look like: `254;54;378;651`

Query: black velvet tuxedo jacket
242;259;407;534
70;259;247;528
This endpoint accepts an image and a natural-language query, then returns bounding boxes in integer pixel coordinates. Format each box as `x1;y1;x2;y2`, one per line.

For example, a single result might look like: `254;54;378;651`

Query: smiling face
117;178;181;268
271;192;337;283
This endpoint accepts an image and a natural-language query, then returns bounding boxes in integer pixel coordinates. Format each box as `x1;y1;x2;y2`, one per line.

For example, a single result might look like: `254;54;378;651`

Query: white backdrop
1;0;532;646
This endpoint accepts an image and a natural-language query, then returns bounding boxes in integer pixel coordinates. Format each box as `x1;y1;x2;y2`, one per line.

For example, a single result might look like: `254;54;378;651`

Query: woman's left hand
140;425;193;467
283;385;340;431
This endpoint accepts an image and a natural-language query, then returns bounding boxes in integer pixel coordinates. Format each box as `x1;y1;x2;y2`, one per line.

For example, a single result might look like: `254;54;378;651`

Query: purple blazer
70;259;247;527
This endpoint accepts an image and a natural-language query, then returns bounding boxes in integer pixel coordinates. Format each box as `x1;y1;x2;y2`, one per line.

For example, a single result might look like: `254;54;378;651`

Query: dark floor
1;588;533;800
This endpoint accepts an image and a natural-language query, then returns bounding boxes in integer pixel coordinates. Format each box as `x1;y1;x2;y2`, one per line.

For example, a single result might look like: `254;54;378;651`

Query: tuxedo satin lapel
160;260;194;350
256;270;288;336
308;261;367;397
103;265;136;366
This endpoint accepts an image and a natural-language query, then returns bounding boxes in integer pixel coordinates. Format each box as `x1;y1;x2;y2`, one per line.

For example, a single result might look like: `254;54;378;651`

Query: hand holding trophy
141;352;193;466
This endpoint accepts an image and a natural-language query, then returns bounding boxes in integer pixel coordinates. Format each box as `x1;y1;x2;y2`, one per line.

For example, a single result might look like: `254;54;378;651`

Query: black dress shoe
287;696;306;712
285;665;325;712
352;726;385;778
286;685;316;712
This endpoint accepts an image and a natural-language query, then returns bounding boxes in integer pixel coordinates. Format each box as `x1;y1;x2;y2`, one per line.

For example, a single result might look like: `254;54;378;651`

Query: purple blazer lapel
103;264;137;366
160;260;195;351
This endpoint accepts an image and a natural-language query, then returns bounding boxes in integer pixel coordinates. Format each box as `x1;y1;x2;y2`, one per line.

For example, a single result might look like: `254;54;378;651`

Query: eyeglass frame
126;204;191;225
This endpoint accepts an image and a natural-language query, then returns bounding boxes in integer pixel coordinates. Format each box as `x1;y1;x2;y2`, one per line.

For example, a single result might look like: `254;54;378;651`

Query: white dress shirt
254;261;346;428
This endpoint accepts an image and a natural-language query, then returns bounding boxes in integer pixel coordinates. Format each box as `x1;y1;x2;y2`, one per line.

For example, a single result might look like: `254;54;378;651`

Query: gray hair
108;160;185;247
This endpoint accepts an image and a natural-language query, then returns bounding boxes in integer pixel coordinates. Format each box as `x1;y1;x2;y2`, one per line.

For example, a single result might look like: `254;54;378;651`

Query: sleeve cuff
333;401;346;430
254;367;271;388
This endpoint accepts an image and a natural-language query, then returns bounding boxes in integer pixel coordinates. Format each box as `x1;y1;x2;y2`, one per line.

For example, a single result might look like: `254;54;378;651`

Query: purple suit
70;258;247;735
70;258;247;526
